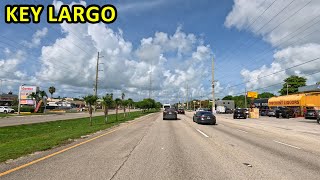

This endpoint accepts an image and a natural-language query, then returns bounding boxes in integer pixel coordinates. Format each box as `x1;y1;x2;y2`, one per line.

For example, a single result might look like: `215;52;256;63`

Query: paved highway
1;112;320;179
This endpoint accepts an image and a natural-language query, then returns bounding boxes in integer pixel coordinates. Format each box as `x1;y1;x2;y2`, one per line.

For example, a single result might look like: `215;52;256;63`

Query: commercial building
268;84;320;116
0;93;18;106
215;100;235;110
253;98;269;109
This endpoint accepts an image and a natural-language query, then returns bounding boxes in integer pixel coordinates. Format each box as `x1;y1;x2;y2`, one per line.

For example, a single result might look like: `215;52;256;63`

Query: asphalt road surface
0;109;138;127
1;111;320;180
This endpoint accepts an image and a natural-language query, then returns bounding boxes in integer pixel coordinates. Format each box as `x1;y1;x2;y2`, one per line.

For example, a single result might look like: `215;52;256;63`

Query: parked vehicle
0;106;15;113
177;108;185;114
193;111;216;125
260;109;268;116
267;109;276;117
304;109;320;119
163;108;177;120
275;107;295;119
216;106;226;113
225;108;233;114
233;108;246;119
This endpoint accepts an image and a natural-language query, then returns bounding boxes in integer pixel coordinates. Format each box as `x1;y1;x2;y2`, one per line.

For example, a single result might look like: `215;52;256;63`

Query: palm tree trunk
89;106;93;126
124;107;126;118
104;106;108;124
116;106;118;121
128;106;130;117
90;114;92;126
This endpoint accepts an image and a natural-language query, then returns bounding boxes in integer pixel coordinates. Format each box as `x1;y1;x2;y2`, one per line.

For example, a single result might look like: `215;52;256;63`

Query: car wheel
317;119;320;124
233;116;236;119
4;110;7;114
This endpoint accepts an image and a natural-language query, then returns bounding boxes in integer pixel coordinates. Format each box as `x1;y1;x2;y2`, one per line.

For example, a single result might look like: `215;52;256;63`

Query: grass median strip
0;110;158;163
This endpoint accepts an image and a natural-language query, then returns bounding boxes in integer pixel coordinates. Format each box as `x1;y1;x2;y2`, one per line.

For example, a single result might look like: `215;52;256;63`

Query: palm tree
29;92;38;104
114;98;122;121
127;98;134;116
102;94;114;124
121;92;126;117
83;95;98;126
39;90;48;113
48;86;56;101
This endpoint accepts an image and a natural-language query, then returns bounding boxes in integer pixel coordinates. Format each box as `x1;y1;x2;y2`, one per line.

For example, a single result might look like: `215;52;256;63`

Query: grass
0;114;12;118
0;110;159;162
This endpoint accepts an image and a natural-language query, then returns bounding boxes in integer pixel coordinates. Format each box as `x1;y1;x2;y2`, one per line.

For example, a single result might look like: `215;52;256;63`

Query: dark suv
275;107;295;119
233;109;246;119
305;109;320;119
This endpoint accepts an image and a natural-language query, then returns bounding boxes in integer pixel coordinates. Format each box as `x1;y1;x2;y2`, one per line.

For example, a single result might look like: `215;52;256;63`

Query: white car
0;106;15;113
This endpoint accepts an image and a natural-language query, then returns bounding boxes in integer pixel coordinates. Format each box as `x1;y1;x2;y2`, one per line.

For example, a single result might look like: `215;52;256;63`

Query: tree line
83;93;162;126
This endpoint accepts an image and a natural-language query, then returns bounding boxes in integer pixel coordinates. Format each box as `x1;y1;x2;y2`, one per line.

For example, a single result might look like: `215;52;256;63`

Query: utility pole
0;79;3;94
245;88;247;108
186;84;189;110
211;57;216;112
94;52;100;97
94;52;104;96
286;83;289;95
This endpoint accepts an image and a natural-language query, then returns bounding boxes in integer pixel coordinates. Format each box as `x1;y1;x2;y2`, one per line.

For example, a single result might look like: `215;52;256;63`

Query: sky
1;0;320;104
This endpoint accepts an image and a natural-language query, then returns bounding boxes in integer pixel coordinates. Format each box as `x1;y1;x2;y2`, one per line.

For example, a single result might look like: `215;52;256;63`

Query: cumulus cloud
34;1;214;103
224;0;320;95
22;27;48;48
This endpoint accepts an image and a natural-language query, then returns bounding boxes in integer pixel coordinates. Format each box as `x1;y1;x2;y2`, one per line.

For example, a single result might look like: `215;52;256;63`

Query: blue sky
1;0;319;103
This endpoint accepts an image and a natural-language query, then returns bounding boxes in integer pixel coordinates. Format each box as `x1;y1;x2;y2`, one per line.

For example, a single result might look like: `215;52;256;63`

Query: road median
0;110;158;163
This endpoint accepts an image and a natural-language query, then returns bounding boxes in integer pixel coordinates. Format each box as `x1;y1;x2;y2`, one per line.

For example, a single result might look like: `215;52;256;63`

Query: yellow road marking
0;114;153;177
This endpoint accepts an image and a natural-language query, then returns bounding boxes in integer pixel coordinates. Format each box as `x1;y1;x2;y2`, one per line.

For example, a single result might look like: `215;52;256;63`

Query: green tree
222;95;233;100
39;90;48;113
114;98;122;121
279;75;307;95
83;95;98;126
48;86;56;100
101;94;114;124
127;98;134;116
258;92;275;98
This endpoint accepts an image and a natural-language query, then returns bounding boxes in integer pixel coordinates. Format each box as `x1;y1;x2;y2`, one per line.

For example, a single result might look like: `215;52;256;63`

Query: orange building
268;92;320;117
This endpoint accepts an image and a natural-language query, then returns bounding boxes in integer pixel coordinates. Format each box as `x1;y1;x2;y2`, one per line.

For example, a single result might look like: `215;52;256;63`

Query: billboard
247;91;258;98
19;86;39;105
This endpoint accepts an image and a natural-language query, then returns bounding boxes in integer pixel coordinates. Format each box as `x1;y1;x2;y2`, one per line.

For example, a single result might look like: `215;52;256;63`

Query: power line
217;9;320;85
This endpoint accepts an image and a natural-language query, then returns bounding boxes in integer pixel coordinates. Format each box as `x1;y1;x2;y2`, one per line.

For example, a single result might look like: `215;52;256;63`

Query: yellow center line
0;114;154;177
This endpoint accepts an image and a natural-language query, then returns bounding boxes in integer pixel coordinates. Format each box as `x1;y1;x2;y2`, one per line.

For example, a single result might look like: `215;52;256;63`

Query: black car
233;109;246;119
163;108;177;120
260;109;268;116
193;111;216;125
275;107;295;119
305;109;320;119
177;108;185;114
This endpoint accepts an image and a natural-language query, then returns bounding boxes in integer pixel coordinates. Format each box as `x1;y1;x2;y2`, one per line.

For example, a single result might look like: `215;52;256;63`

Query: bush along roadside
0;109;159;163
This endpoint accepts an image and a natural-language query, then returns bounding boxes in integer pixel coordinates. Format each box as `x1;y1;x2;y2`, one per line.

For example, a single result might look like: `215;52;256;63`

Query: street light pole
287;83;289;95
211;57;215;113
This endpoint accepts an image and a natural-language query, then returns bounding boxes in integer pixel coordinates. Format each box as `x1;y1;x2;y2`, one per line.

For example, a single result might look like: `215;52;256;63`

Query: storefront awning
268;94;305;107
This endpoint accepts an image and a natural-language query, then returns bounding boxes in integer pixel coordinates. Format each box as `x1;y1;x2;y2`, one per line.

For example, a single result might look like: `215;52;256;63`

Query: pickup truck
0;106;15;113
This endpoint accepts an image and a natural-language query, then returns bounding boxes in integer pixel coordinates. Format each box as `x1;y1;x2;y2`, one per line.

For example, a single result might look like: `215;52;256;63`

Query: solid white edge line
196;129;209;138
273;140;301;150
237;129;248;134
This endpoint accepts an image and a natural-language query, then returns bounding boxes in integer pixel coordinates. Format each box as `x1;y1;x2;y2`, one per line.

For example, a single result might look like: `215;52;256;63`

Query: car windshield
198;112;212;115
2;1;320;179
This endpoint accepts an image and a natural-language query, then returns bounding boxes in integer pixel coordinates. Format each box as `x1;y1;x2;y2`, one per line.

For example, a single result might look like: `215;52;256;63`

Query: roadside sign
247;91;258;98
